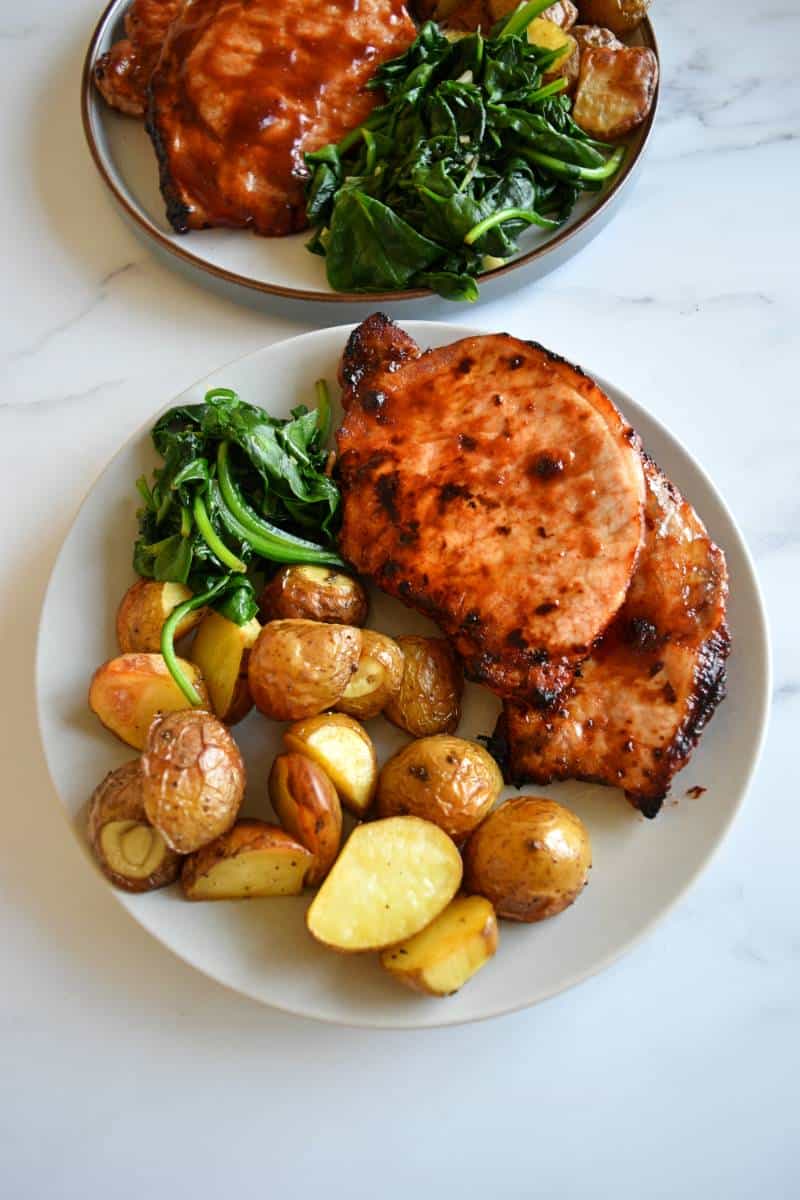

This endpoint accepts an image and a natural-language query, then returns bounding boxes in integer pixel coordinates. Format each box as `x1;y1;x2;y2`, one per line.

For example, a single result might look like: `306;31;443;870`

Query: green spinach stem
315;379;332;443
160;579;228;706
465;206;558;244
192;492;247;572
498;0;555;40
519;144;626;182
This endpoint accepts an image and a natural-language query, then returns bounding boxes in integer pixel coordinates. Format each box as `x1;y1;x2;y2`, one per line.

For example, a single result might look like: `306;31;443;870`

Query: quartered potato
528;17;578;86
335;629;404;720
190;610;261;724
576;0;650;35
116;579;203;654
269;752;342;886
306;816;463;952
247;618;362;721
87;759;182;893
283;713;377;816
463;796;592;922
258;565;368;627
383;636;463;737
182;820;313;900
377;735;503;842
89;653;210;750
380;895;498;996
141;709;245;854
573;45;659;141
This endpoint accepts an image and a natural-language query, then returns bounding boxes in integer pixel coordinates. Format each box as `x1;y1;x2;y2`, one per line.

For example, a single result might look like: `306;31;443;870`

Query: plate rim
80;0;661;304
35;320;772;1028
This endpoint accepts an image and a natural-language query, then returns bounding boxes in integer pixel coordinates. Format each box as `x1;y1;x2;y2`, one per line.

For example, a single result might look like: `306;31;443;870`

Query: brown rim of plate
81;0;660;304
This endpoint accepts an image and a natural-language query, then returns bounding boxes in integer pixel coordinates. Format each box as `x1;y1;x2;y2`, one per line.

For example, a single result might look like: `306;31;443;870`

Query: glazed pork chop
147;0;417;237
336;315;646;704
493;456;730;816
94;0;181;116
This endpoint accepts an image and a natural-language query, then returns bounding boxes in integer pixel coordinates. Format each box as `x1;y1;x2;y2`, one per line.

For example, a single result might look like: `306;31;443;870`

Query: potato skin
377;736;503;842
89;653;210;750
247;619;362;721
258;565;368;627
573;44;658;141
268;753;342;885
383;636;463;737
335;629;404;720
571;23;624;51
116;579;203;653
141;709;245;854
181;819;313;900
463;796;591;922
576;0;650;35
87;759;182;892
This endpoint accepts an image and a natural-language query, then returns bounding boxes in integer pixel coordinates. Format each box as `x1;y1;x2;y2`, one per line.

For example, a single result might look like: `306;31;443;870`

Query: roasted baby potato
573;44;658;140
463;796;591;922
528;16;578;74
182;820;313;900
576;0;650;35
377;735;503;842
247;618;361;721
335;629;404;720
141;709;245;854
116;579;204;654
258;565;368;627
383;635;463;737
380;895;498;996
571;23;623;51
306;816;463;952
89;653;210;750
87;759;182;892
268;753;342;886
283;713;377;816
190;610;261;724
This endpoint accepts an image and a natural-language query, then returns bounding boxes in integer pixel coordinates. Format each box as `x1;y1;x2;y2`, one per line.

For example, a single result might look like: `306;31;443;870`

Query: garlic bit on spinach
304;0;625;301
132;384;343;704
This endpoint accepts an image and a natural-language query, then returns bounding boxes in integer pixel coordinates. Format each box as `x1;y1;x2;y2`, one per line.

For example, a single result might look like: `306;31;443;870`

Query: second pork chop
336;315;646;704
147;0;417;237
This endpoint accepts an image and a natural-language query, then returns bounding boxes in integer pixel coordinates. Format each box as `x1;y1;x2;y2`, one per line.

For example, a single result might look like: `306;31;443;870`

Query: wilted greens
305;0;625;301
133;384;342;702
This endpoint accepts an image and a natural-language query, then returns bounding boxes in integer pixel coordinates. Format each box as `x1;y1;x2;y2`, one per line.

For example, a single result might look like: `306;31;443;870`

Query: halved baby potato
283;713;377;817
573;44;658;140
576;0;650;35
87;759;182;893
182;820;313;900
190;610;261;724
116;579;204;654
306;816;463;952
268;752;342;886
380;895;498;996
88;653;210;750
335;630;404;720
247;619;362;721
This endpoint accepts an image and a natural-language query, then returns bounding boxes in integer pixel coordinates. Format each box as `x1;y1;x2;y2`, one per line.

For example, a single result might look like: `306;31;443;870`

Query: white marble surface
1;0;798;1194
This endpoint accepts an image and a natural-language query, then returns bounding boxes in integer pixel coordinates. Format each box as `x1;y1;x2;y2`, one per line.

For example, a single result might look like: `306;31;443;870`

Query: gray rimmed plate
81;1;660;307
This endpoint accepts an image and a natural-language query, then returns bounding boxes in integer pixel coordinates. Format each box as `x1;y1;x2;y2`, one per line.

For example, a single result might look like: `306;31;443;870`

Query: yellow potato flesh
381;895;498;996
185;848;312;900
284;718;376;816
99;820;168;880
306;816;462;952
190;612;261;720
528;17;575;69
89;654;209;750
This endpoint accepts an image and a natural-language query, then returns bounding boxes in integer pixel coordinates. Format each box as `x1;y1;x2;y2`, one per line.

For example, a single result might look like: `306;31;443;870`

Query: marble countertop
2;1;798;1195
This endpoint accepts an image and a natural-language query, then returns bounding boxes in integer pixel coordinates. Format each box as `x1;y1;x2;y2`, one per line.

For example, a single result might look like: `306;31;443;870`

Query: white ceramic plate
36;322;770;1028
81;0;659;306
